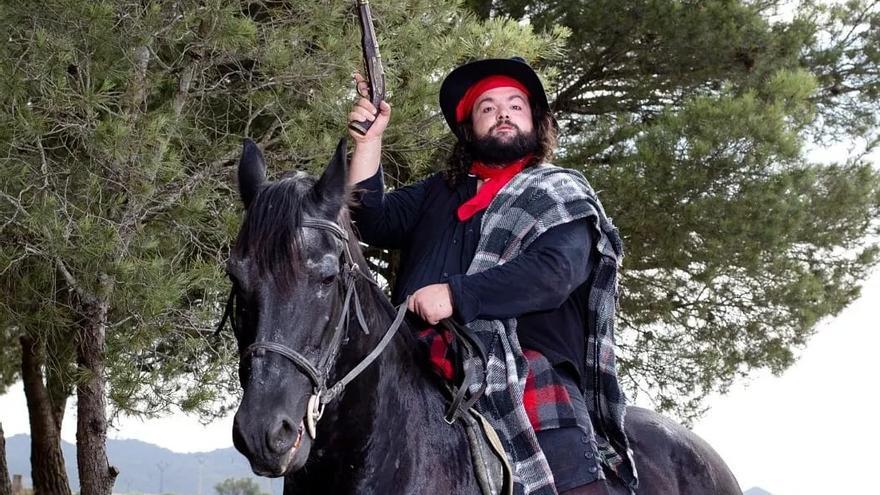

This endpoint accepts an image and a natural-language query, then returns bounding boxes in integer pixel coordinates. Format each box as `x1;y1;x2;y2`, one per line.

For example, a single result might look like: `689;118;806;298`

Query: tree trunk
44;330;75;434
19;336;72;495
0;422;12;495
75;295;118;495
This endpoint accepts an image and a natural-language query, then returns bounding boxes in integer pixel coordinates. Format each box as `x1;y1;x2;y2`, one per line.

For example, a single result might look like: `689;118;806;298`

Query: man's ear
238;139;266;209
311;137;348;217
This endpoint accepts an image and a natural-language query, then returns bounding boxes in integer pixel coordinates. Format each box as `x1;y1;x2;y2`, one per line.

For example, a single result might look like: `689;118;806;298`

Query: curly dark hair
443;102;559;187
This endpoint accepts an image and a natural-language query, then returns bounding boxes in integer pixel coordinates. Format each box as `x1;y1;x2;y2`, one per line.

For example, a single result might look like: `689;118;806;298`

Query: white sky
692;268;880;494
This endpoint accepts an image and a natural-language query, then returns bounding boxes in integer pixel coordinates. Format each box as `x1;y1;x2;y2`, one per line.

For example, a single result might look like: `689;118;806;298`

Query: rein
217;217;409;439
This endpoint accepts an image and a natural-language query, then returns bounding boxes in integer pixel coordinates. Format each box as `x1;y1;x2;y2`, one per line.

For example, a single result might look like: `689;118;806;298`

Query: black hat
439;57;550;137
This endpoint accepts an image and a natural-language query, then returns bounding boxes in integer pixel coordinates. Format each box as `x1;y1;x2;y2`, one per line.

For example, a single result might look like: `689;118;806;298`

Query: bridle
217;217;408;439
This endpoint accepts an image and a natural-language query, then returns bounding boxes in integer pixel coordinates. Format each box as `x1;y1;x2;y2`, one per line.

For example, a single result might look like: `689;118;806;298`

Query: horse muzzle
233;408;313;476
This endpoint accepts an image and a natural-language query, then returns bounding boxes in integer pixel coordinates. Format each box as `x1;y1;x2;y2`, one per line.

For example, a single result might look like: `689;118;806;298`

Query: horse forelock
233;174;317;288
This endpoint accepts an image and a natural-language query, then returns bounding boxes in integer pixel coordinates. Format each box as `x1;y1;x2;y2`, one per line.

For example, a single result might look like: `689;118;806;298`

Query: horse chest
289;388;481;494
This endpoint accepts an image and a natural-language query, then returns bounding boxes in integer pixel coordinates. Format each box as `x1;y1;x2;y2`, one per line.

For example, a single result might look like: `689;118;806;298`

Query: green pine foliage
214;477;268;495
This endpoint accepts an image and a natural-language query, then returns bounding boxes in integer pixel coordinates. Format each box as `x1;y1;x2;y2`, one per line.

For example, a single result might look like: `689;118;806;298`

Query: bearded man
347;58;637;495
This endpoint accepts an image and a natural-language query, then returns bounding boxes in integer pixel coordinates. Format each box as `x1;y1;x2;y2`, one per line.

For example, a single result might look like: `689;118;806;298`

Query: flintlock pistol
349;0;386;136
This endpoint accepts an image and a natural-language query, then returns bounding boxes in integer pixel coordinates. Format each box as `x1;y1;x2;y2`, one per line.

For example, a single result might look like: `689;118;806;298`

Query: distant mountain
0;437;785;495
4;434;282;495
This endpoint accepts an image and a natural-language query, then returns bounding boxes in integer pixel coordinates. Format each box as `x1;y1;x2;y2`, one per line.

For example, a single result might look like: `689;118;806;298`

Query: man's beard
466;123;538;166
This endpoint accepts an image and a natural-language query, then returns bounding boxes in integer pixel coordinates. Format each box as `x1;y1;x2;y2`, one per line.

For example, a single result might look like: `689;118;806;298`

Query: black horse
227;138;742;495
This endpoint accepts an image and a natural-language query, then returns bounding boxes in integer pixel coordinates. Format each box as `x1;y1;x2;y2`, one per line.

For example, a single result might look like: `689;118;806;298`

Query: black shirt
351;167;594;379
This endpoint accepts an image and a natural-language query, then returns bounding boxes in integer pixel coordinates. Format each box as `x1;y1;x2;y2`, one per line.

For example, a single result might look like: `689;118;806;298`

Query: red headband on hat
455;75;531;123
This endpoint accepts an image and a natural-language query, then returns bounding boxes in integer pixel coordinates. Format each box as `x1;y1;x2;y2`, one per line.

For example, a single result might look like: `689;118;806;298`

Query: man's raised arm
347;73;391;185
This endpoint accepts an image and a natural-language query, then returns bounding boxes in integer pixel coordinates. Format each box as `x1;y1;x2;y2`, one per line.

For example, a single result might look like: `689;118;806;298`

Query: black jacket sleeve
447;218;593;322
350;166;431;249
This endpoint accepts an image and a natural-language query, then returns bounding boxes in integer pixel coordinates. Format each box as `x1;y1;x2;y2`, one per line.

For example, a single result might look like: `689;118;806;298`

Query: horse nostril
267;414;296;454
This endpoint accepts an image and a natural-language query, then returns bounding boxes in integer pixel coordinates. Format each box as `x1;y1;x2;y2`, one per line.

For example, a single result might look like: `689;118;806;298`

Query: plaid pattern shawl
416;326;579;432
468;164;638;495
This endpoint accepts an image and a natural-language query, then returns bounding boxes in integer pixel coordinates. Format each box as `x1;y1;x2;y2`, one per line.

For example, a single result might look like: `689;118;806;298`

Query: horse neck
313;278;446;474
295;227;474;491
331;278;431;424
332;219;432;421
303;221;467;485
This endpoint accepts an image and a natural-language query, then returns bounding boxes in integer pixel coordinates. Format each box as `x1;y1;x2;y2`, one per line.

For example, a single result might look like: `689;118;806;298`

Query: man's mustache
490;121;521;133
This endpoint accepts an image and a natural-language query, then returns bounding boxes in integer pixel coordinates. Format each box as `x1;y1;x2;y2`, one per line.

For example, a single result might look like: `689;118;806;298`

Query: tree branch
54;257;96;307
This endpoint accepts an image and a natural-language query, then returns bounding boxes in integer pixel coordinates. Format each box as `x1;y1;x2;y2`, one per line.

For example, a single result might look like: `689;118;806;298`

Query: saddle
439;318;513;495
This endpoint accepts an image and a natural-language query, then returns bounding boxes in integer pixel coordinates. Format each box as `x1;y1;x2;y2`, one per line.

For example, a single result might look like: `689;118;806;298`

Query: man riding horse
347;57;639;495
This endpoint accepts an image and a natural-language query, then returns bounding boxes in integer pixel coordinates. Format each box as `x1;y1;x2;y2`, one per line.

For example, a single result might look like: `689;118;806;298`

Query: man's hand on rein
408;283;454;325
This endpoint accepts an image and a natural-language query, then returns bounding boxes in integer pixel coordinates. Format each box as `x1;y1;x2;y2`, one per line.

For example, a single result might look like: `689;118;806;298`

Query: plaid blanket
468;164;638;495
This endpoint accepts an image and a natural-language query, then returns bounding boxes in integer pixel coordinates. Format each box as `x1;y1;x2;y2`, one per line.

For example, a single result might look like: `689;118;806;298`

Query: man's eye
512;104;522;111
481;106;494;113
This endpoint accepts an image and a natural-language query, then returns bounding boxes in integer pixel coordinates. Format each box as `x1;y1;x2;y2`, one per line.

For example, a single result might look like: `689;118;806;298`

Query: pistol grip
348;114;377;136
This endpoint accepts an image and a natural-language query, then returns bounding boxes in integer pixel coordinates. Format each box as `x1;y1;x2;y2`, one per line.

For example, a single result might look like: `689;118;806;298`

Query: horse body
227;138;741;495
625;407;741;495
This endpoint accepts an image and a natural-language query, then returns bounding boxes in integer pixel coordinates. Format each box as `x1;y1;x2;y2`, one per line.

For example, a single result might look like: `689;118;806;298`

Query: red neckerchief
456;154;533;221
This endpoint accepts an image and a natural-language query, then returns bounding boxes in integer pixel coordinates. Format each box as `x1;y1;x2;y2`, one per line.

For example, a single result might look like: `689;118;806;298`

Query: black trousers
534;369;603;492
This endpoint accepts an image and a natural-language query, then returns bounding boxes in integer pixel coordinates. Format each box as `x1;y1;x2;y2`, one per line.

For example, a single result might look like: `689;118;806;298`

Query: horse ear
312;137;348;214
238;139;266;208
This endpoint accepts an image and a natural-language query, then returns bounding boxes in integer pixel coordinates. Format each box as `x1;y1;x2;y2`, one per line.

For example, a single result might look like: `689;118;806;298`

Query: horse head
228;137;357;477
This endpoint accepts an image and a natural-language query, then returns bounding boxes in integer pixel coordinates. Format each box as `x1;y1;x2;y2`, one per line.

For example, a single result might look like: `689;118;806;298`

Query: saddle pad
462;408;514;495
